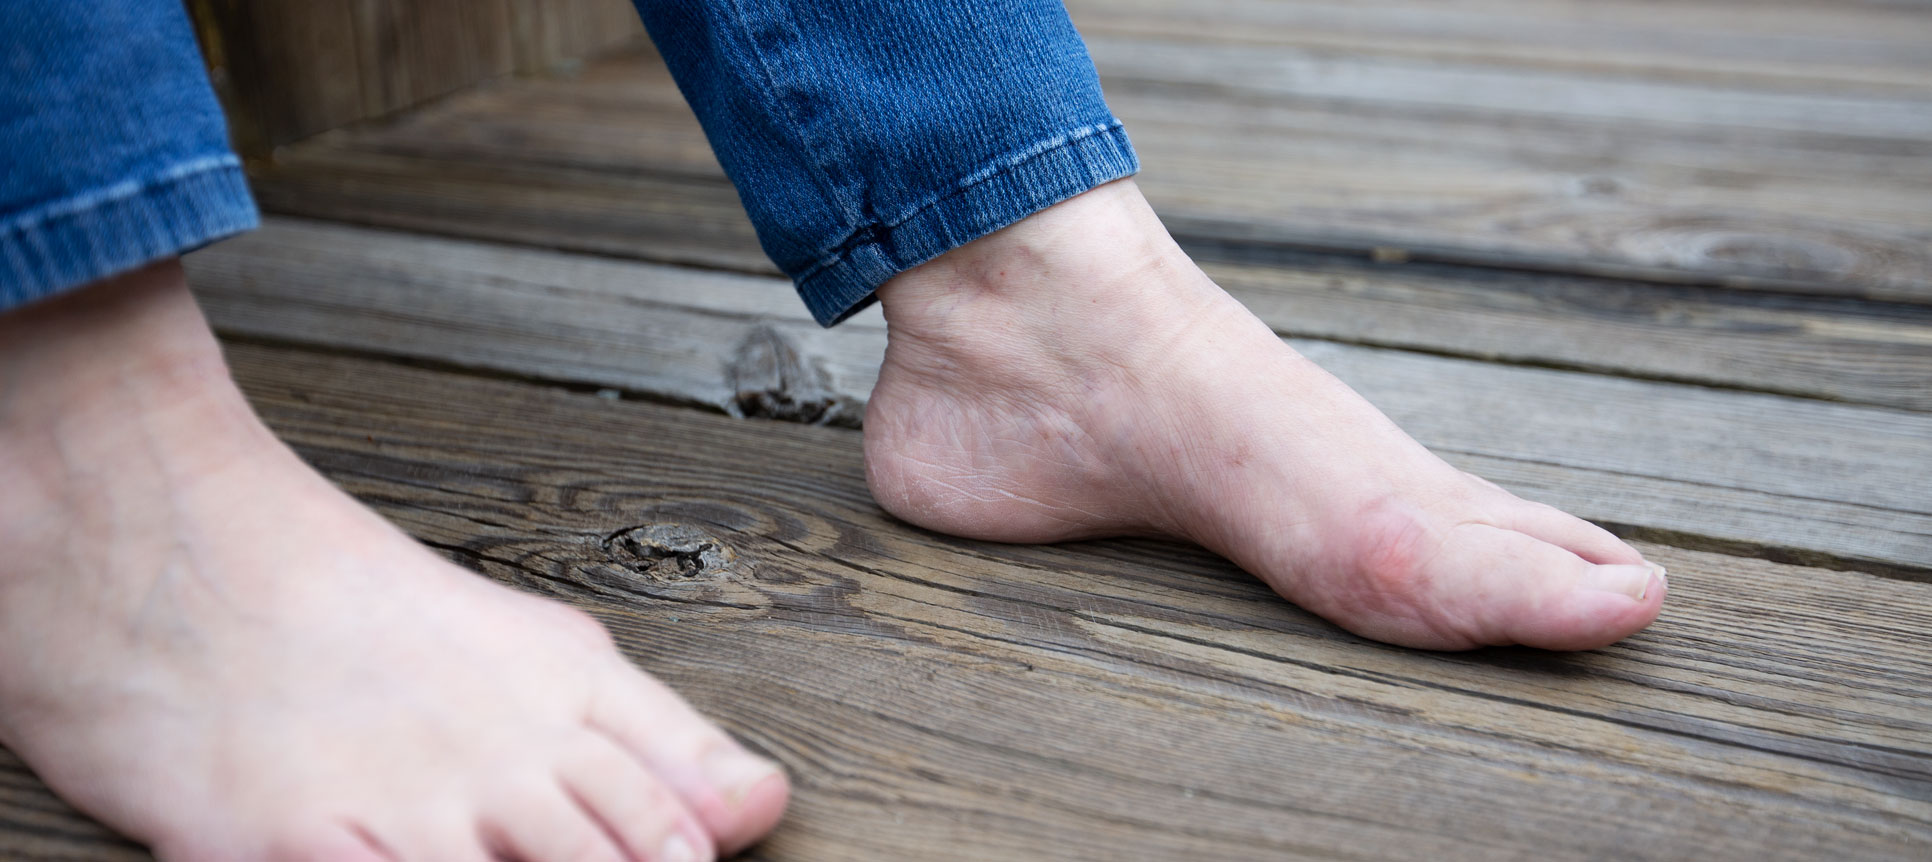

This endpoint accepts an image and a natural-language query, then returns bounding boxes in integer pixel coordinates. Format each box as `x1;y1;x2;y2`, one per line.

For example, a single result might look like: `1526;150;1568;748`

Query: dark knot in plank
726;325;861;427
602;523;737;581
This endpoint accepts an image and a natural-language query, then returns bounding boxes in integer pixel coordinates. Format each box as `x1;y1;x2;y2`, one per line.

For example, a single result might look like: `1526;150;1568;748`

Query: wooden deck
6;1;1930;858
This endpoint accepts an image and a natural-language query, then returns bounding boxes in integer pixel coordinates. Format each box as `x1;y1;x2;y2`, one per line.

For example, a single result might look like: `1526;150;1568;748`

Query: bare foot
865;180;1666;650
0;261;788;860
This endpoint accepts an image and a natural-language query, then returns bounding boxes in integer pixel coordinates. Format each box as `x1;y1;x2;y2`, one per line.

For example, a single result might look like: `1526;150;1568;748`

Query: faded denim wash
2;1;1137;326
0;1;258;311
633;0;1140;324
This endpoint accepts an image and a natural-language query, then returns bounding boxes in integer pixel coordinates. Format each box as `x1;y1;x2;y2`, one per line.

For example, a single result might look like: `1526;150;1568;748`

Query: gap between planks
183;219;1932;576
4;339;1927;860
172;343;1932;858
249;16;1932;304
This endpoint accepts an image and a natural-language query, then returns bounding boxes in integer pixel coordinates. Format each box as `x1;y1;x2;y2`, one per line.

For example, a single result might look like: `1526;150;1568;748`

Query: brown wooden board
1066;0;1932;300
347;0;517;121
191;0;367;154
250;5;1932;301
252;142;773;276
505;0;645;74
183;220;1932;573
251;85;1932;410
248;68;1932;411
5;343;1927;860
189;0;643;153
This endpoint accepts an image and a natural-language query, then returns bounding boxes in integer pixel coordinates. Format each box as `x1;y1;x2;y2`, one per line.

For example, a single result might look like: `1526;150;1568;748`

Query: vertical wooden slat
351;0;516;118
506;0;645;73
187;0;646;156
190;0;366;154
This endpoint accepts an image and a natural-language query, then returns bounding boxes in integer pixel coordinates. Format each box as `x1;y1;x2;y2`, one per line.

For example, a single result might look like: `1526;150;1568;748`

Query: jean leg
633;1;1139;326
0;1;258;312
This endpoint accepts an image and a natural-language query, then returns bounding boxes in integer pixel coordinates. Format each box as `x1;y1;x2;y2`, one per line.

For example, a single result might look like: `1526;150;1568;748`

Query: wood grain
183;220;1932;572
505;0;644;74
249;12;1932;301
28;4;1919;860
190;0;367;153
1069;0;1932;300
1105;47;1932;302
348;0;516;120
251;85;1932;414
8;343;1926;859
1065;0;1932;91
252;143;772;276
1203;255;1932;412
188;0;644;153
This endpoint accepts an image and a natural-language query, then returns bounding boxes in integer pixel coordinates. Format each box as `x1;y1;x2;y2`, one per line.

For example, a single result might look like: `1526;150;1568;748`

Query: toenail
1649;562;1669;586
1581;564;1655;601
661;833;698;862
702;747;782;805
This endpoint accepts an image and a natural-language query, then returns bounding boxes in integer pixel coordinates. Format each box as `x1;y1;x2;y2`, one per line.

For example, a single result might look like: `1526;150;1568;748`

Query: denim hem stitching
0;154;240;239
0;158;258;311
796;119;1126;282
792;121;1137;326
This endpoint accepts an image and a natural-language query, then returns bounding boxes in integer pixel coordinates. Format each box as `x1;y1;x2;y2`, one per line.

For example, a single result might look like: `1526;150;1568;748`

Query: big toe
1429;524;1667;651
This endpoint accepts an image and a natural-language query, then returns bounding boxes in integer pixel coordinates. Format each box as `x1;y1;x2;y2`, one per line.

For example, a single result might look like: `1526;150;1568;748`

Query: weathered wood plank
348;0;516;121
183;220;1932;572
251;20;1932;301
505;0;645;74
9;343;1926;859
188;0;644;154
1066;0;1932;91
1064;0;1932;299
253;144;772;276
191;0;367;154
1103;46;1932;302
1204;254;1932;412
252;97;1932;415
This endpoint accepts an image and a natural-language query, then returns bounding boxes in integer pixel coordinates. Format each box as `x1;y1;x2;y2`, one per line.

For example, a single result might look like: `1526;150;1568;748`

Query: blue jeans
1;1;1138;327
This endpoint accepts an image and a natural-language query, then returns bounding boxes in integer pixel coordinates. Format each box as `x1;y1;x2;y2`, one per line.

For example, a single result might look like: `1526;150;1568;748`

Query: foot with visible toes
0;261;788;860
865;180;1665;650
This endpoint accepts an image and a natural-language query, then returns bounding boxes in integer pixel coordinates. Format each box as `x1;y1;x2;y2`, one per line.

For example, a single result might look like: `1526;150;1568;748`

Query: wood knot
726;325;860;427
602;523;736;581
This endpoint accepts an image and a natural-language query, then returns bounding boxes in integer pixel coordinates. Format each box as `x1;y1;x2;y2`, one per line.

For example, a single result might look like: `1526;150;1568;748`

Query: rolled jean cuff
793;120;1140;327
0;156;260;311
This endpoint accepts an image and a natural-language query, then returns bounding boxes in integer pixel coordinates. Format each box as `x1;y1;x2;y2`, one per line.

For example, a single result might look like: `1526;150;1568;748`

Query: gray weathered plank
253;142;772;276
9;342;1927;859
182;220;1932;571
251;19;1932;301
1104;45;1932;302
1068;0;1932;299
1066;0;1932;91
254;93;1932;414
1206;256;1932;412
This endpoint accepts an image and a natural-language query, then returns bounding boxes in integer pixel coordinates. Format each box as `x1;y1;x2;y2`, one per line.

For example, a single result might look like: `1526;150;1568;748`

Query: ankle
876;180;1230;383
0;262;273;553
